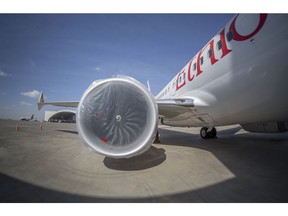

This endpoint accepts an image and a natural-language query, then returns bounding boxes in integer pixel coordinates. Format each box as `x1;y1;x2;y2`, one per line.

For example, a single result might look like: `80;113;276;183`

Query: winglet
38;92;44;110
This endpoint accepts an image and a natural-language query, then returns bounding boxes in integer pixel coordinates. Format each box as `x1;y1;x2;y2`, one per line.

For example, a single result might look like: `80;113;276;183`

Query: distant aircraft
20;114;34;121
38;14;288;159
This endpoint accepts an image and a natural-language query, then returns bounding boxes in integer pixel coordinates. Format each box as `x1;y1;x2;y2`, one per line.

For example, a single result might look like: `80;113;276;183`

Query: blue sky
0;14;234;120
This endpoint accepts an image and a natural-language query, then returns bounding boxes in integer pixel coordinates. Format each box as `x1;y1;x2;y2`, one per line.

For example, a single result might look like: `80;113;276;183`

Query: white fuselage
156;14;288;127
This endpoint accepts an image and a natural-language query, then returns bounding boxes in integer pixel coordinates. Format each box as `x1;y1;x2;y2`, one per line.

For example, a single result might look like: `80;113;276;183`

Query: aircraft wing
37;90;215;126
37;92;79;110
157;98;195;118
156;92;217;126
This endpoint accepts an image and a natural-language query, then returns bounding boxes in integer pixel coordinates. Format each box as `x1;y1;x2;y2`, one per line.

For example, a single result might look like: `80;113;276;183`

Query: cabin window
226;30;234;42
193;63;196;71
217;40;222;50
207;49;212;59
200;56;204;65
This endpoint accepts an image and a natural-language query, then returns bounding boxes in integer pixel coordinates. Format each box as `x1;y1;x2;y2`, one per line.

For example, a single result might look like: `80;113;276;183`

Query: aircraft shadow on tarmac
103;146;166;171
58;129;79;135
2;126;288;202
57;129;167;171
103;126;243;172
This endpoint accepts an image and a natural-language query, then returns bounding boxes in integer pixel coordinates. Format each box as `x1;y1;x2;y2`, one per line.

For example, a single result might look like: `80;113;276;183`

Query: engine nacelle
76;76;158;158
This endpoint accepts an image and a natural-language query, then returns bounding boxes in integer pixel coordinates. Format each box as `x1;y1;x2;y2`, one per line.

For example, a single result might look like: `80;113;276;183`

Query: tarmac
1;119;288;203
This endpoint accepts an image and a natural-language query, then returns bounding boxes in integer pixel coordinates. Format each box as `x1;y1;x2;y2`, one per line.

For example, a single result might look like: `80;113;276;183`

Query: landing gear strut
153;130;161;143
200;127;217;139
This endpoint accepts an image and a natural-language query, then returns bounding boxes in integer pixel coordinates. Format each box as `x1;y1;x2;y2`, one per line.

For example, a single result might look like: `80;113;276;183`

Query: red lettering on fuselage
207;39;218;65
219;29;232;58
187;57;195;81
176;69;186;91
230;14;267;41
196;39;219;76
174;14;267;92
196;49;203;76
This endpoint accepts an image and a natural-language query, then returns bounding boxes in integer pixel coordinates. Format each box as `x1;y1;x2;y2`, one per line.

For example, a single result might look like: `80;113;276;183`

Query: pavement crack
139;178;156;202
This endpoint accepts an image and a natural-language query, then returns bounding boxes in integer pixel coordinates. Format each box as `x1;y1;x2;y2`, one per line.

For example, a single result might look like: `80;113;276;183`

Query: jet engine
76;76;158;158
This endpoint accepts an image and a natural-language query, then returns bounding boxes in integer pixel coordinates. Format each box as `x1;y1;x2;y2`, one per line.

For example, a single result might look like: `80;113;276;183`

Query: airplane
19;114;34;121
38;14;288;159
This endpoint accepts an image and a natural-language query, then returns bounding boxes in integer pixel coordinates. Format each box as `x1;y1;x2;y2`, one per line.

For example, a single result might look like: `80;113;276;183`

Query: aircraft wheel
200;127;209;139
209;127;217;138
200;127;217;139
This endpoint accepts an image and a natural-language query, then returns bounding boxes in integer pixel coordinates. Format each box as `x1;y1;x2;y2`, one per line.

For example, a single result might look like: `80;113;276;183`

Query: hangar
44;110;76;123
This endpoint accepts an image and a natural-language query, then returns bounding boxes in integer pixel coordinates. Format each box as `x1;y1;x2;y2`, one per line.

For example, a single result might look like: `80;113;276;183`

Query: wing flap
157;98;194;118
156;91;217;126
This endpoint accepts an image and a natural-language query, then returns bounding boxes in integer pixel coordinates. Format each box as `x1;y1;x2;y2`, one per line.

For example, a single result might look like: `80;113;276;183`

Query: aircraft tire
200;127;209;139
209;127;217;138
200;127;217;139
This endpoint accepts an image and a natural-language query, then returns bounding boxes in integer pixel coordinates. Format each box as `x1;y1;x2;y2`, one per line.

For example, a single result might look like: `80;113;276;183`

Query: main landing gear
200;127;217;139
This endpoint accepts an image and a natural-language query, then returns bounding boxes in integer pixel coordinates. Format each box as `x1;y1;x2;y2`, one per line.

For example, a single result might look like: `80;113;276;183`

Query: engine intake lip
76;76;158;158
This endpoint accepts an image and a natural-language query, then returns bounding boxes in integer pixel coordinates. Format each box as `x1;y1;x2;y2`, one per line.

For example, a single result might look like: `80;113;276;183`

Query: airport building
44;110;76;123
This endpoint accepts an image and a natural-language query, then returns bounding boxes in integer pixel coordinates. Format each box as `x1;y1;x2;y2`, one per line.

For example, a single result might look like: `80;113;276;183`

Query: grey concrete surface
1;119;288;202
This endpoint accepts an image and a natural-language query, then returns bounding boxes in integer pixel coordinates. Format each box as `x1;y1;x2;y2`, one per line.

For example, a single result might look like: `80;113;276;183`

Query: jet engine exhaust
76;76;158;158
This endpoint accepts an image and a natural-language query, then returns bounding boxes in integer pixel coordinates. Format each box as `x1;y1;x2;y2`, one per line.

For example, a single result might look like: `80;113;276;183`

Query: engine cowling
76;76;158;158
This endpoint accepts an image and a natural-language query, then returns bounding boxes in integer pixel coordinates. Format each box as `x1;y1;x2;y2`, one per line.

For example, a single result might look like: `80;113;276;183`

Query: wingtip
37;92;44;110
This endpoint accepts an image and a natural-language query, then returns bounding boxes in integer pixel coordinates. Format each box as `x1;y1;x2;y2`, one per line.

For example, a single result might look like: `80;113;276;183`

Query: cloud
21;90;41;99
20;101;33;106
94;67;101;71
0;70;8;77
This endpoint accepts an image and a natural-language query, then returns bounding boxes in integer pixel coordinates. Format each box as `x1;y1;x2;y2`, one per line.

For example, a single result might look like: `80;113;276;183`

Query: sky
0;13;235;120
